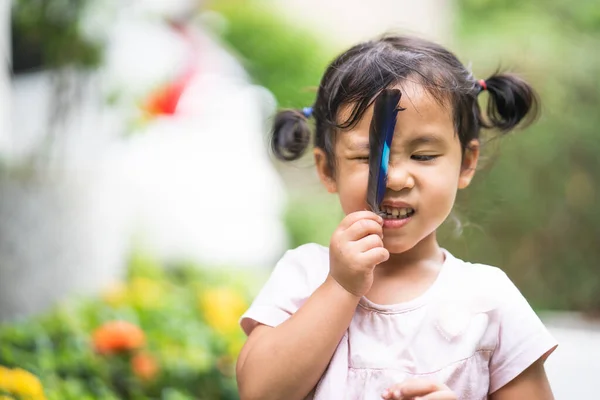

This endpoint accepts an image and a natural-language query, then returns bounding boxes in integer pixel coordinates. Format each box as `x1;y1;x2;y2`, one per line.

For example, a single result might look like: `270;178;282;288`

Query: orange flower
92;321;145;355
131;352;159;381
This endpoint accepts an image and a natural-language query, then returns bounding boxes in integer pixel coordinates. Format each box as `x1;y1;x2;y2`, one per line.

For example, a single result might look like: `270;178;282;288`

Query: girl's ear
458;139;480;189
314;148;337;193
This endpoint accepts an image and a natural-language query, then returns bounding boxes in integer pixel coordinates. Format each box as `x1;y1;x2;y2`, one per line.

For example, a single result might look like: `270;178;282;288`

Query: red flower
92;320;146;355
140;23;200;118
143;77;189;117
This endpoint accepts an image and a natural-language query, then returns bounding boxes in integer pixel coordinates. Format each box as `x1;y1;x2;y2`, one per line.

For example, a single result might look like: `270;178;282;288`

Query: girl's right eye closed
411;154;439;162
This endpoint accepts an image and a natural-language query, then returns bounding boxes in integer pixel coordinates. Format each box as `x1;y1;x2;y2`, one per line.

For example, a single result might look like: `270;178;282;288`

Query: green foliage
460;0;600;34
0;250;259;399
11;0;104;71
442;0;600;312
284;193;342;249
208;0;332;109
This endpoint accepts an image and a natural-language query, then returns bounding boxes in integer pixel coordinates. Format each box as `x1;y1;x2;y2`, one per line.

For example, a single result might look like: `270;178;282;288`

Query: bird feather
366;89;403;215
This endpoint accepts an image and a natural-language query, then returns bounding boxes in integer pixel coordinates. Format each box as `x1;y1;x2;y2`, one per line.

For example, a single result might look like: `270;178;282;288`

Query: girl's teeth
382;207;414;219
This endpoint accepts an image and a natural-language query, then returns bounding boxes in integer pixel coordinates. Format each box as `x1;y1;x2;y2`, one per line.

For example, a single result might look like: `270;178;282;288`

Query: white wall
0;2;289;320
273;0;455;49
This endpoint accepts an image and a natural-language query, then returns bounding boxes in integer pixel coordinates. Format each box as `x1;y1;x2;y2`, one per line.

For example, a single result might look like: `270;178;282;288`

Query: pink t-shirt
240;243;557;400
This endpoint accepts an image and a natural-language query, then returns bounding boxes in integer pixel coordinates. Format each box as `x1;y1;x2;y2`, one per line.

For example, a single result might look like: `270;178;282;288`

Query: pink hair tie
478;79;487;91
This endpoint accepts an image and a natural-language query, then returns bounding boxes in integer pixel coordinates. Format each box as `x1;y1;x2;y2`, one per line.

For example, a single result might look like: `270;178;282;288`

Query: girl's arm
490;358;554;400
236;275;359;400
237;211;388;400
237;211;390;400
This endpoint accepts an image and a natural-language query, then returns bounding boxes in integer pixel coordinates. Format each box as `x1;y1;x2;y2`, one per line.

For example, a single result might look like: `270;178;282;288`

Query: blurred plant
0;365;46;400
445;0;600;313
284;192;342;249
198;288;248;336
207;0;332;109
0;249;258;399
11;0;103;73
131;352;159;382
8;0;111;166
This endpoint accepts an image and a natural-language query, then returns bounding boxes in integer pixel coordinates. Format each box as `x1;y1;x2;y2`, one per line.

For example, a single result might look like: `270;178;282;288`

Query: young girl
236;35;557;400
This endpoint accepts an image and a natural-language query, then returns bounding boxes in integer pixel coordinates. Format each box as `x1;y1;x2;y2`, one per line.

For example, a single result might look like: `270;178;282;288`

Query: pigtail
270;109;313;161
480;73;540;132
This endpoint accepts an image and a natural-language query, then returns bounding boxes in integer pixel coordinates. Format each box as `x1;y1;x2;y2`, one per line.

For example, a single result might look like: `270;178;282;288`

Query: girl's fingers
382;380;455;399
339;211;383;231
359;246;390;266
420;390;458;400
394;379;446;397
344;218;384;241
382;384;402;399
354;233;384;252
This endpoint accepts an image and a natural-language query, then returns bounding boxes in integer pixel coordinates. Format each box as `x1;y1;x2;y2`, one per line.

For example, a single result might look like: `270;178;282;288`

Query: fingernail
393;390;401;398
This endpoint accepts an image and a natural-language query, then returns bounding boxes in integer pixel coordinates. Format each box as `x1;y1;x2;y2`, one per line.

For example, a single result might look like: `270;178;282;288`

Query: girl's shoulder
438;252;557;394
283;242;330;261
239;243;330;335
445;251;514;285
444;250;507;280
439;251;530;314
270;242;330;286
278;243;330;272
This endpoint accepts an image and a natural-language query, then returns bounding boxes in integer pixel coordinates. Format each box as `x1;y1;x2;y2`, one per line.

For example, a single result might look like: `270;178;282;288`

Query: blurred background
0;0;598;398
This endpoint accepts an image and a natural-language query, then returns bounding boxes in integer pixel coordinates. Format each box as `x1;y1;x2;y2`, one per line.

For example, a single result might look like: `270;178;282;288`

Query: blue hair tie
302;107;313;119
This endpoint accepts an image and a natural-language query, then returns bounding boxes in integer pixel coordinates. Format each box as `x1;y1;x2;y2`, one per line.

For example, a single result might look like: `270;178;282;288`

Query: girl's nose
386;162;415;192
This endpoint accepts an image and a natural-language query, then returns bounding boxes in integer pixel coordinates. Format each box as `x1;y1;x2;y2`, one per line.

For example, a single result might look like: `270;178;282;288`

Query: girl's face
315;81;479;254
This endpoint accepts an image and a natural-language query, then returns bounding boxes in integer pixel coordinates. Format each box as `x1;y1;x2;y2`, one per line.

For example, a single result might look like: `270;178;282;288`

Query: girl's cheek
338;166;365;185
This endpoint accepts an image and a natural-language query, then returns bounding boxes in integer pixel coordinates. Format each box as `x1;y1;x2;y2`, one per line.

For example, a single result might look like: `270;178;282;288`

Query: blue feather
367;89;403;215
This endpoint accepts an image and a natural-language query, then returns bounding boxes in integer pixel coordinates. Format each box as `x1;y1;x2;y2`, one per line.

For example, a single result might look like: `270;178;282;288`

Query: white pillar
0;0;10;156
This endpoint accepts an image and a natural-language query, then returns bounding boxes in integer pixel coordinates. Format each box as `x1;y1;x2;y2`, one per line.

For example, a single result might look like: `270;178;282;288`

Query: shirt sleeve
488;270;558;393
239;243;327;336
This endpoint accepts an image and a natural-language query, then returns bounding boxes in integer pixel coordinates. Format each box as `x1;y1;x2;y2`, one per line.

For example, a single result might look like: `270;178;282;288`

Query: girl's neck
367;232;445;305
377;232;444;277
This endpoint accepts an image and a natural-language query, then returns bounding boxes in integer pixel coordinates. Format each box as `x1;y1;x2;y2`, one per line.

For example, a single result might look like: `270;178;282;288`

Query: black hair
270;34;539;175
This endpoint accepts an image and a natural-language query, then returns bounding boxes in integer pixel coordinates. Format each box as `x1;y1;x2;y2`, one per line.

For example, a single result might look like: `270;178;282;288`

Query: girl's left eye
411;154;439;161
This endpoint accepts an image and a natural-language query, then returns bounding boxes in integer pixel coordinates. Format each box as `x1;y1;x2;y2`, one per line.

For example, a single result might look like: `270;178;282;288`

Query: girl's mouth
380;207;415;229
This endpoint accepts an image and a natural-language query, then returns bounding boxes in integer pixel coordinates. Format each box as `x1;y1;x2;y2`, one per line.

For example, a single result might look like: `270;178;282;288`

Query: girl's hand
381;379;457;400
329;211;389;298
